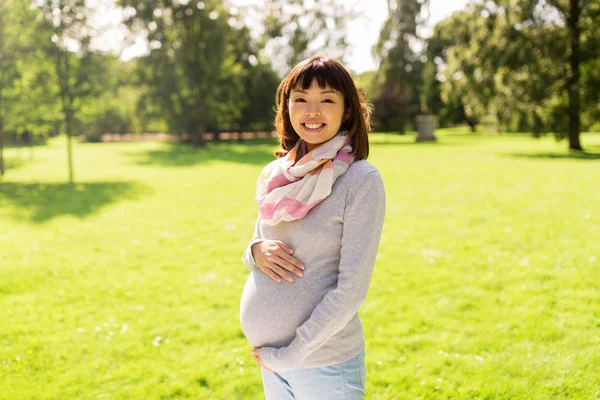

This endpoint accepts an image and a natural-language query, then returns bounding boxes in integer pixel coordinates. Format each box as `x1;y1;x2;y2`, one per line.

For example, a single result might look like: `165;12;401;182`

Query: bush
79;100;134;142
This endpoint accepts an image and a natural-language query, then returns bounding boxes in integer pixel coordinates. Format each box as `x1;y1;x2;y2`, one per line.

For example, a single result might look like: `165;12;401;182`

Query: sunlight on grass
1;130;599;399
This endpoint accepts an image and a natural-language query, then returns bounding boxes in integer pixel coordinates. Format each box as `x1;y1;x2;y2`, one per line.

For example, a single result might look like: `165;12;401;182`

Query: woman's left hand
252;347;273;372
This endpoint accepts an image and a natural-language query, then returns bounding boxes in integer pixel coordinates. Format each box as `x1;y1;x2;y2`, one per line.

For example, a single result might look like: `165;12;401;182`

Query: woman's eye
323;99;334;103
294;98;306;102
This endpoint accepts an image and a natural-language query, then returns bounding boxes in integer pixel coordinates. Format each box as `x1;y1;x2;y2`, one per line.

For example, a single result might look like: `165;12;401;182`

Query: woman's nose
305;103;321;116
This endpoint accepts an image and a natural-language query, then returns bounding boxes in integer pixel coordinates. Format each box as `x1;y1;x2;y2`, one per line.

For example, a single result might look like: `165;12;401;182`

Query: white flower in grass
519;258;529;266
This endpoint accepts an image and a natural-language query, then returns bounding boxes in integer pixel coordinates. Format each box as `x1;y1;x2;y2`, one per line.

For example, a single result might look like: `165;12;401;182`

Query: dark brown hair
273;55;372;160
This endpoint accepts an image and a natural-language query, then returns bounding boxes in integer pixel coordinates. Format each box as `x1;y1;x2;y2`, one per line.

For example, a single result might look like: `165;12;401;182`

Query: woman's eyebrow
292;89;339;95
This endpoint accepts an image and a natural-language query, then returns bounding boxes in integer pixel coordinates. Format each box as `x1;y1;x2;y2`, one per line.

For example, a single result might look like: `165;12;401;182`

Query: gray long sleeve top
240;160;386;372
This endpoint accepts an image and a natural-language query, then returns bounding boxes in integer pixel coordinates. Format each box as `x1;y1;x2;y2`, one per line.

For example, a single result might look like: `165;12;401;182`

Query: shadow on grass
0;181;149;223
3;157;28;172
126;138;278;167
372;134;483;147
506;151;600;161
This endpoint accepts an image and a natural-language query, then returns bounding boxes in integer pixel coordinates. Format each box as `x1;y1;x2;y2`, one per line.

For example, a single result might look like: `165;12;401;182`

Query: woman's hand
252;347;273;372
251;240;305;283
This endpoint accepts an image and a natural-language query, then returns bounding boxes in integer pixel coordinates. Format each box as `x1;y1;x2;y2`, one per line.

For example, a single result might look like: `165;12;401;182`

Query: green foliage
357;71;377;101
77;57;145;141
425;9;494;132
1;132;599;398
0;0;45;175
33;0;114;182
371;0;428;133
424;0;599;148
79;97;133;142
37;0;109;123
120;0;278;145
260;0;358;74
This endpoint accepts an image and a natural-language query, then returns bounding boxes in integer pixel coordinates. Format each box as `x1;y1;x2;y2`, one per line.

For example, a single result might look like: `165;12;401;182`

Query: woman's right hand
251;240;305;283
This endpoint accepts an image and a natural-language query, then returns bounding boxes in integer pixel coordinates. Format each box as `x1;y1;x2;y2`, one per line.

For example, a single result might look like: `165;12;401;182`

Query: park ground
1;129;599;399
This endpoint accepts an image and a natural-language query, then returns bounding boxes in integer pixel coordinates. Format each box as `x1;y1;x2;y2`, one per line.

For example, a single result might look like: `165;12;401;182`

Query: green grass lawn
1;130;599;399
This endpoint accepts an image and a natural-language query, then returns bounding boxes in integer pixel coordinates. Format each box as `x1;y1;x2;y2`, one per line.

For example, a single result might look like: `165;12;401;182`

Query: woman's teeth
304;123;324;129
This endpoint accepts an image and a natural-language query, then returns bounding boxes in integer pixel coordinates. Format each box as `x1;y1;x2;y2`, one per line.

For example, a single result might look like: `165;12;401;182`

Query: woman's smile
302;122;326;132
288;80;347;151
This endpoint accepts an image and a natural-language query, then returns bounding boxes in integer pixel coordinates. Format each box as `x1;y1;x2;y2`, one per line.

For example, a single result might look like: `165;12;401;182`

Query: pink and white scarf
256;132;354;225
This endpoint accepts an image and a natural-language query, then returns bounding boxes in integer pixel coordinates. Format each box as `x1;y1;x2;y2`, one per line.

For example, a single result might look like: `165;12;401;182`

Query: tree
426;7;501;133
226;24;280;134
372;0;429;133
491;0;599;150
422;18;471;130
37;0;108;183
259;0;360;75
0;0;34;177
121;0;263;146
423;0;599;147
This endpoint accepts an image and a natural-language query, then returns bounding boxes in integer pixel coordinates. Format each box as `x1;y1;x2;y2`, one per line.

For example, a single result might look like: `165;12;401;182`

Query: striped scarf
256;132;354;225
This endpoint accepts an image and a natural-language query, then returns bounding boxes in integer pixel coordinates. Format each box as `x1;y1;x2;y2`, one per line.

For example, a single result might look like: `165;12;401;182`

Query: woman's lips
302;123;326;132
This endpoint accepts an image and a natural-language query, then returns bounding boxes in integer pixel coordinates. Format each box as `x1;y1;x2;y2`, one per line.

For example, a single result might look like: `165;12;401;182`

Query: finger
259;264;283;283
266;262;294;283
277;250;305;270
275;256;305;278
275;240;295;255
260;361;273;372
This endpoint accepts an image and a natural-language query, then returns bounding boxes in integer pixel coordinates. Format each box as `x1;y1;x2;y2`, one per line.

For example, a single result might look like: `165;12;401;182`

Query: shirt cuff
242;239;264;269
259;336;310;372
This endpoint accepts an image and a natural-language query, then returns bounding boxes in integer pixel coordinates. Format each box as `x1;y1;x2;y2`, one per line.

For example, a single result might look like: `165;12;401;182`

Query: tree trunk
458;99;477;132
567;0;583;151
190;124;206;147
0;115;4;177
66;113;74;184
466;118;477;133
0;14;4;177
192;103;206;147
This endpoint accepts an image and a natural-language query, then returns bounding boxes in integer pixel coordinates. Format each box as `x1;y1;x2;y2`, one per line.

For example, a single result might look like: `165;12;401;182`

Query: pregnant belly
240;270;333;348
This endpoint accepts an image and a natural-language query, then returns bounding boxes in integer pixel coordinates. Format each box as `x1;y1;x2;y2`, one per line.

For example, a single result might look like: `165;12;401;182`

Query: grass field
1;130;599;399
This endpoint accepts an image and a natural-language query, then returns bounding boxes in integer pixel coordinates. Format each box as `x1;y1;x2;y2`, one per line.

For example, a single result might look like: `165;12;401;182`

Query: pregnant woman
240;55;386;399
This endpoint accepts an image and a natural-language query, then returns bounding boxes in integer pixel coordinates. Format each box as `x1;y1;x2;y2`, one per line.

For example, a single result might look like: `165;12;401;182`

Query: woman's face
288;79;347;152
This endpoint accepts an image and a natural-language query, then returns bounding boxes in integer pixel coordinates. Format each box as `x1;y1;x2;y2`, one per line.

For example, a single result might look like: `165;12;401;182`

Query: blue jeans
261;350;366;399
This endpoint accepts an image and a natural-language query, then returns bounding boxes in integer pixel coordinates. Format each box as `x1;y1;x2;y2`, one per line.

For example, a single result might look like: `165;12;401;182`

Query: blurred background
1;1;599;399
1;0;598;172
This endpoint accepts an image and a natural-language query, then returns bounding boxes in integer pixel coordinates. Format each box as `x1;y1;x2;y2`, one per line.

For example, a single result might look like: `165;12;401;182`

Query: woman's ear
344;110;351;122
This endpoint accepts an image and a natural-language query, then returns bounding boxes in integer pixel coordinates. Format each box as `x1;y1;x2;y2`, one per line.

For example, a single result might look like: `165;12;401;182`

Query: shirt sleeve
241;217;264;271
259;170;386;371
